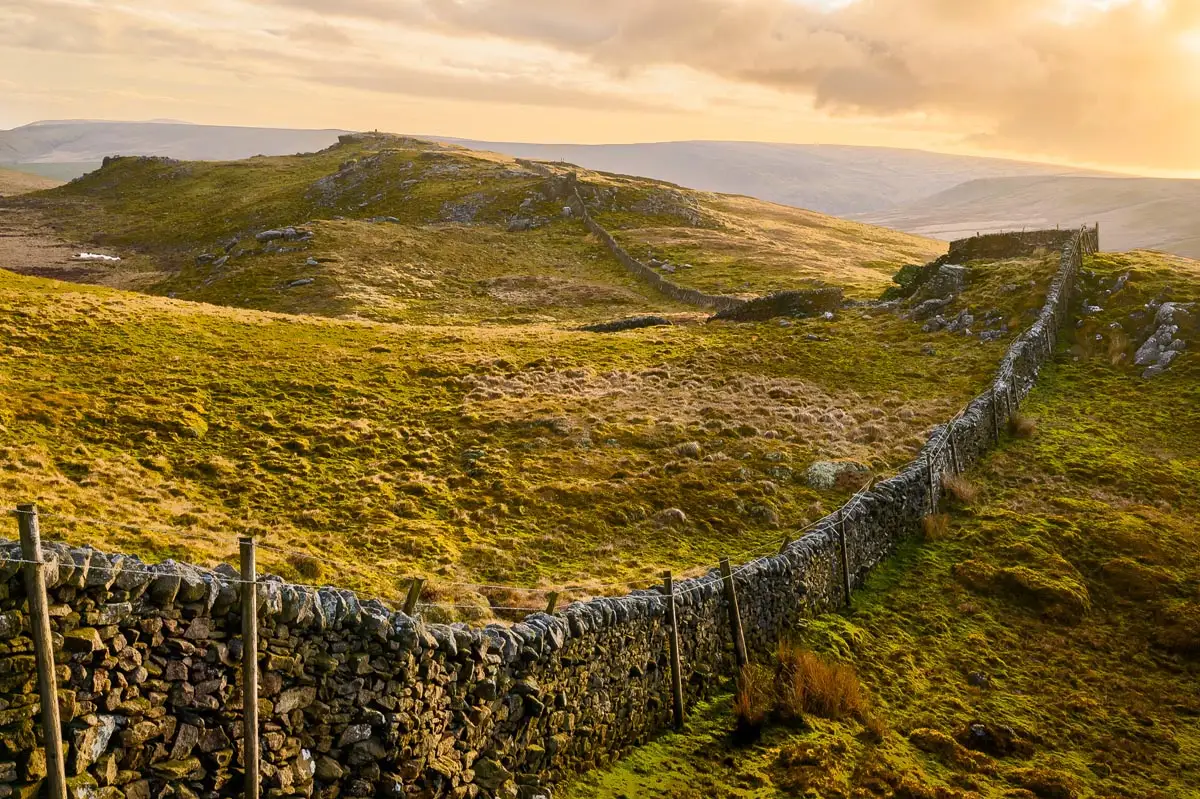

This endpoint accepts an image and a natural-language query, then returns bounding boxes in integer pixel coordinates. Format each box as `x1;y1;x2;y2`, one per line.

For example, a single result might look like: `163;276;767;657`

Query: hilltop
1;133;941;324
0;119;349;178
437;138;1103;216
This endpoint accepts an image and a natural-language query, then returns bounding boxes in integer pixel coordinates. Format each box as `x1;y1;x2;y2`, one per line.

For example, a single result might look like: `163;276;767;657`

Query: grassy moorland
0;241;1050;613
599;192;943;300
4;134;941;322
566;250;1200;798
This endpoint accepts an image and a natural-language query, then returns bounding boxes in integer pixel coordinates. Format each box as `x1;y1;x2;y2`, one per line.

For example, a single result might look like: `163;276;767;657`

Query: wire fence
1;466;881;614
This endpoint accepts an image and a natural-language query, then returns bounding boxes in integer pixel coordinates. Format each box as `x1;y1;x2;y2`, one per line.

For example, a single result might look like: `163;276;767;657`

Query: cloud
370;0;1200;169
4;0;1199;169
302;62;680;113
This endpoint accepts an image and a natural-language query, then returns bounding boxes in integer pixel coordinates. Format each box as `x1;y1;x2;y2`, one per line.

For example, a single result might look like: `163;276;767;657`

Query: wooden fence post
239;537;260;799
661;571;685;729
778;535;792;554
949;430;961;476
926;451;937;514
718;559;749;670
16;504;67;799
402;577;424;616
991;387;1001;443
544;591;559;615
838;513;853;608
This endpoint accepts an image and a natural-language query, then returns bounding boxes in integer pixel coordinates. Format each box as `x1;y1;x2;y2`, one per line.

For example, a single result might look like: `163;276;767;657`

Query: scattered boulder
654;508;687;527
805;460;871;491
288;278;315;288
910;296;952;320
958;722;1034;758
255;227;309;243
1134;301;1193;378
913;264;967;302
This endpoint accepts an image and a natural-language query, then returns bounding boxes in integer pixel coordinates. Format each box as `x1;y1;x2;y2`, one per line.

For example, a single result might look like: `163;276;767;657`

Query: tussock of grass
941;474;980;506
775;642;868;722
732;664;774;743
1007;413;1037;438
922;513;951;540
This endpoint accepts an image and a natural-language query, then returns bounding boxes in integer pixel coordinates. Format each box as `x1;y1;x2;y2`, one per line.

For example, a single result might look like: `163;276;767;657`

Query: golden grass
775;641;868;721
1008;413;1038;439
922;513;952;540
942;474;981;507
600;193;945;300
732;664;775;741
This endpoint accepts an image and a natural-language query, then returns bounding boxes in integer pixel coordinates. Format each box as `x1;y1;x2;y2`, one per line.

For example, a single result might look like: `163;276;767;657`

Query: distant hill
10;121;1197;259
859;175;1200;258
0;166;62;196
0;120;350;174
435;138;1101;216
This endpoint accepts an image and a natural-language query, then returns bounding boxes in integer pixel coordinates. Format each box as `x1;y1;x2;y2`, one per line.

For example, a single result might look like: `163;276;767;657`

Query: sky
2;0;1199;174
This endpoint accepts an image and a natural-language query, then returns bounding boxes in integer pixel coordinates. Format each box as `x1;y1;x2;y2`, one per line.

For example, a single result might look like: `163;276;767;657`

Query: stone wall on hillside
0;226;1097;799
565;185;746;313
945;229;1083;263
515;159;748;313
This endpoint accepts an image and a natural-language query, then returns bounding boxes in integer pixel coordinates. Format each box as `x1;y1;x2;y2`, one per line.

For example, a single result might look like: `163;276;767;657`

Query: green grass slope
4;134;942;322
0;243;1047;611
566;249;1200;798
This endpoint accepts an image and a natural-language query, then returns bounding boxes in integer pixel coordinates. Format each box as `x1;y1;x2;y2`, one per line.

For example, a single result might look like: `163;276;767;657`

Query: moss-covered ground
565;249;1200;798
0;243;1044;614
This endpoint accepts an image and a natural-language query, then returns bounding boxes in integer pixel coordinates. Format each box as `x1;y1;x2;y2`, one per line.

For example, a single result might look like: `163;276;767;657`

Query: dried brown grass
922;513;952;541
776;641;868;721
733;664;774;743
1008;413;1038;439
942;474;981;507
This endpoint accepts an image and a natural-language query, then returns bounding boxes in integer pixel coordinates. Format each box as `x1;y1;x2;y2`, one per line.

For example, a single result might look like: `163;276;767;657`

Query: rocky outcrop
1135;301;1193;379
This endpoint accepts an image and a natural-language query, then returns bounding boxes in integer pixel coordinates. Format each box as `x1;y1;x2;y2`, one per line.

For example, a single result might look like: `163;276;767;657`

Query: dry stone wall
0;226;1097;799
516;160;747;313
570;190;745;313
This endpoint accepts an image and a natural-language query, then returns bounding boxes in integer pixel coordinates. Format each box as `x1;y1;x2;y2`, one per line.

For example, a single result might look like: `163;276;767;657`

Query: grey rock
288;278;315;288
276;686;316;715
72;715;118;772
805;460;871;491
337;723;372;748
